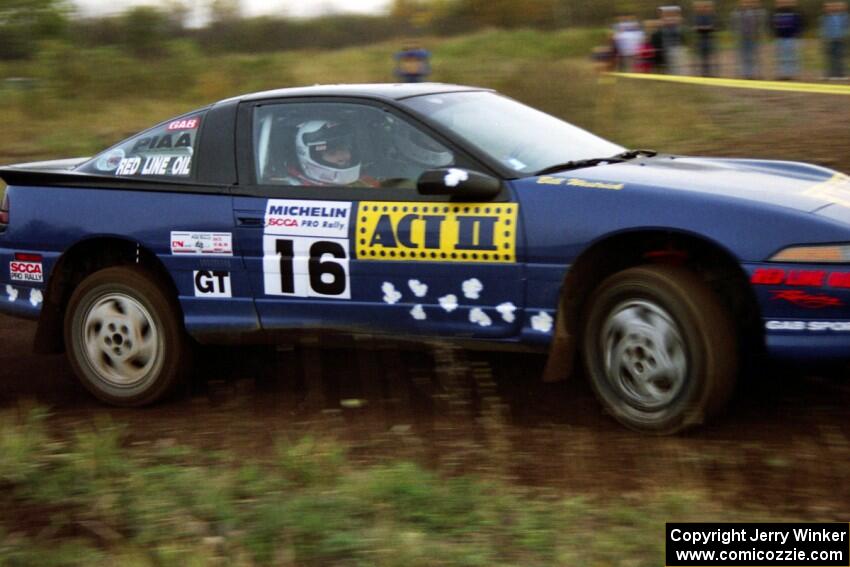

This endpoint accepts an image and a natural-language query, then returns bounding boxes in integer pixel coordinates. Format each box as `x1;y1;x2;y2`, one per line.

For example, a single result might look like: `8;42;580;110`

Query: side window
77;112;205;178
253;102;456;189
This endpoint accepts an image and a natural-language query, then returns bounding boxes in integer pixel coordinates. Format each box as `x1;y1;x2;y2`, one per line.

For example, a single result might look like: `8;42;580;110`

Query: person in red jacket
635;19;661;72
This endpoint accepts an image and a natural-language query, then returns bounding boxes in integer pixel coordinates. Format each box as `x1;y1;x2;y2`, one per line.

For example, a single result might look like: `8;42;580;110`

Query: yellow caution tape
610;72;850;96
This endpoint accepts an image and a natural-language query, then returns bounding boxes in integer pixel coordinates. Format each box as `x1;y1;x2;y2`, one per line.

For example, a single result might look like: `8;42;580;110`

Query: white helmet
393;121;454;168
295;120;361;185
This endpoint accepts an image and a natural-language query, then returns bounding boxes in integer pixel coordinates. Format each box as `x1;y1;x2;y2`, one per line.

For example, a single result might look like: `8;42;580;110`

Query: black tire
64;265;189;406
581;265;737;434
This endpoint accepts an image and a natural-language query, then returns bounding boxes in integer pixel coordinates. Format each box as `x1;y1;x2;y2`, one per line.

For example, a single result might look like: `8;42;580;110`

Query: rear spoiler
0;164;231;196
4;157;90;171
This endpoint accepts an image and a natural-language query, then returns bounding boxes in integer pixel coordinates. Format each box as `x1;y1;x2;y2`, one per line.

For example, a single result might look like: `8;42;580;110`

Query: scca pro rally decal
171;232;233;256
9;261;43;283
193;270;231;298
263;200;351;299
357;202;518;263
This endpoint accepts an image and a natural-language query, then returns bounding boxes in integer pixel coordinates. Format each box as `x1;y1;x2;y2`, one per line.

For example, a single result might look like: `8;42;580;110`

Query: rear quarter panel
0;185;258;334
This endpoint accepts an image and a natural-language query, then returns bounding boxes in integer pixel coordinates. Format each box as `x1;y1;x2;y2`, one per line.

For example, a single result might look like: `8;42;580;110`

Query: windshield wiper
534;157;625;176
533;149;658;176
612;149;658;160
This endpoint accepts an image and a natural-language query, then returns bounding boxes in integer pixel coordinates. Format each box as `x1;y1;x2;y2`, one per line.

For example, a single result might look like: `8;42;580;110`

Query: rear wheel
64;265;189;406
581;265;737;434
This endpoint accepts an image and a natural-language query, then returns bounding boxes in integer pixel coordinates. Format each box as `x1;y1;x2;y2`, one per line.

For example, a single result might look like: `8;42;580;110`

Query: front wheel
64;266;189;406
582;265;737;434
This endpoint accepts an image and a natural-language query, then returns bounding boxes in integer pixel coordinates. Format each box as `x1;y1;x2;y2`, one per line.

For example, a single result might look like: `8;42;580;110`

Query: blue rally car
2;83;849;432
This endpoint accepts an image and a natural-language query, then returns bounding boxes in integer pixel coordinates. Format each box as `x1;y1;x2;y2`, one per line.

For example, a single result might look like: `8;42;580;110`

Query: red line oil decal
770;289;843;308
751;268;850;288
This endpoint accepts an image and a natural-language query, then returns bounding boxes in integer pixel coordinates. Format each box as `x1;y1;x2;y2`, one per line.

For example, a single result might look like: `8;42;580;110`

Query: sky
72;0;391;22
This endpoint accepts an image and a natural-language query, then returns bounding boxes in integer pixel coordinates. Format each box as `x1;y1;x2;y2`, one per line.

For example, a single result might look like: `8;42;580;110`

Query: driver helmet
392;121;453;168
295;120;361;185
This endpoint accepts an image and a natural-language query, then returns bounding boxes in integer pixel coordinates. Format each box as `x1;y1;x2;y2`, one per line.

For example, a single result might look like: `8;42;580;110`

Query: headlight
769;244;850;263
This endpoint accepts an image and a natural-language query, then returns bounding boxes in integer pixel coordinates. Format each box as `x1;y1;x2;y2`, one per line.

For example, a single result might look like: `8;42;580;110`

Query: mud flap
541;333;575;382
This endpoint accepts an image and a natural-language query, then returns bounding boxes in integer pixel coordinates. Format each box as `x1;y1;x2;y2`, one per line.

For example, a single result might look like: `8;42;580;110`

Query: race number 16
262;236;350;299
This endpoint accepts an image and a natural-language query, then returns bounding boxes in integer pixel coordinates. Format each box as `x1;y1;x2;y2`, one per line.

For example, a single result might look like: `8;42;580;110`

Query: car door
232;98;525;338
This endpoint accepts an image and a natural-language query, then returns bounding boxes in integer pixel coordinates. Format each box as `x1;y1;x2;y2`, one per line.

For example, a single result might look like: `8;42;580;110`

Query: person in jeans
772;0;805;80
660;6;687;74
693;1;717;76
822;1;849;78
732;0;766;79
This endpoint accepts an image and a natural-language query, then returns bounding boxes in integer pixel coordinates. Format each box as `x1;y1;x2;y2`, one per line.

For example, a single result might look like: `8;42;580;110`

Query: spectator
613;15;645;71
822;1;849;79
772;0;805;80
650;18;668;71
693;1;717;76
732;0;767;79
636;19;661;72
394;46;431;83
659;6;688;74
592;43;618;73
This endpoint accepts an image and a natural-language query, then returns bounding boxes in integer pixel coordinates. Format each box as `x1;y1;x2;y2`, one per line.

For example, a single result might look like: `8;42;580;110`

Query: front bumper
747;262;850;362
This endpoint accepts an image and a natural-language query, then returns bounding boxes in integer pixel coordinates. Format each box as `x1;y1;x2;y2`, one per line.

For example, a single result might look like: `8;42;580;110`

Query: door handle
237;215;264;227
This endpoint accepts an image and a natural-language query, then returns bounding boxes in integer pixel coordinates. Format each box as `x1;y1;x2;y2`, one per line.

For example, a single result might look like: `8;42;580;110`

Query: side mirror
417;168;501;200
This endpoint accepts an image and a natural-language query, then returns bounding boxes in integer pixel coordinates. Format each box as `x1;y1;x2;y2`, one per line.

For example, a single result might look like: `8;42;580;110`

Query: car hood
530;156;849;214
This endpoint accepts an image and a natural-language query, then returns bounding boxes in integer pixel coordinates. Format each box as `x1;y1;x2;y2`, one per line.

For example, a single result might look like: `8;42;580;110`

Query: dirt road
1;313;848;517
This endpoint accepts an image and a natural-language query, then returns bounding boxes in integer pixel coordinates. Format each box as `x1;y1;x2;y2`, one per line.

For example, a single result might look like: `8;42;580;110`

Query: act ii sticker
357;202;517;263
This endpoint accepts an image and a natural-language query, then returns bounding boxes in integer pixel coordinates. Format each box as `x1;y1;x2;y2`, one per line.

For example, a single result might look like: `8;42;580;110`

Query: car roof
220;83;492;104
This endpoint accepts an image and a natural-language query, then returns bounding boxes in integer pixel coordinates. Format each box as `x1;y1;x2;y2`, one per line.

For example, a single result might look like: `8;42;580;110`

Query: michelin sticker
193;270;232;298
263;199;352;299
171;232;233;256
357;202;517;263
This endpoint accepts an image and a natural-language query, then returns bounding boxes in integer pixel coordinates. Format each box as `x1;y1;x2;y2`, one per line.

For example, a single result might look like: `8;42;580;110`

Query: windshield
402;91;624;176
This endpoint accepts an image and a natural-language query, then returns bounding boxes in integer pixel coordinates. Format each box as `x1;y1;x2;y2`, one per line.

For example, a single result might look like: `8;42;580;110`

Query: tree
120;6;172;58
0;0;70;59
208;0;241;25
